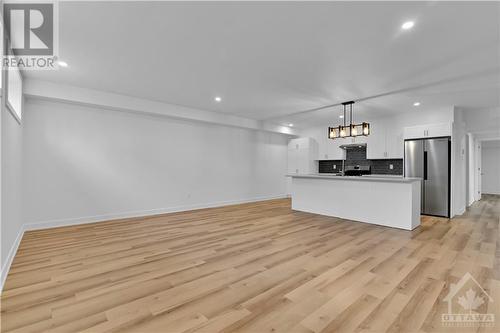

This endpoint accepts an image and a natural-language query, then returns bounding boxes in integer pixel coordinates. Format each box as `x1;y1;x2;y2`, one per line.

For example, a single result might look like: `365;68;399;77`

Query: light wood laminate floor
1;195;500;333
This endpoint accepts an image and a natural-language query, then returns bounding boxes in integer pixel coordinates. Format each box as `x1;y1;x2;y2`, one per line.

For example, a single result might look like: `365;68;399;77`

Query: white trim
455;206;466;216
0;194;287;293
24;195;287;230
6;99;22;125
0;225;26;292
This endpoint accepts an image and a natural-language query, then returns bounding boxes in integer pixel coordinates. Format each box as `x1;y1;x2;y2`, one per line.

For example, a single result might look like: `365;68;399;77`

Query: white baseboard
483;191;500;196
24;194;287;230
0;225;26;292
456;206;466;216
0;194;287;293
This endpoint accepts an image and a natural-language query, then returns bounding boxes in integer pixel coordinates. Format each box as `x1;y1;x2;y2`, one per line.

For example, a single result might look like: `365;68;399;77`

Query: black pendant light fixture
328;101;370;140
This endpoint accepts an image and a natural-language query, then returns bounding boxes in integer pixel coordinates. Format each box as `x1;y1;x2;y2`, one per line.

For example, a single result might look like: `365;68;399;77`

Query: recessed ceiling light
58;60;68;68
401;21;415;30
288;123;294;127
214;96;222;102
413;102;421;106
339;115;344;119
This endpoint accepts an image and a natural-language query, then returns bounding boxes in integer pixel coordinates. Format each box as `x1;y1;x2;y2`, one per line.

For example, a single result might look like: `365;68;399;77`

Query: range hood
339;143;367;150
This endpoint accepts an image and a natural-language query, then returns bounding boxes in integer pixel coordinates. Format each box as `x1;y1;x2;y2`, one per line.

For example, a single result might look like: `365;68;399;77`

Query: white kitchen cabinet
427;122;452;138
318;138;328;160
288;137;318;174
367;123;403;159
325;139;346;160
287;148;299;174
316;135;345;160
386;130;404;159
288;137;311;150
366;125;386;159
403;126;425;140
348;136;368;144
403;122;451;140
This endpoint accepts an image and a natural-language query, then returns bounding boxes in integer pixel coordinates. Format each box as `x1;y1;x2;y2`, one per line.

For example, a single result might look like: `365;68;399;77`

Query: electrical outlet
389;164;394;170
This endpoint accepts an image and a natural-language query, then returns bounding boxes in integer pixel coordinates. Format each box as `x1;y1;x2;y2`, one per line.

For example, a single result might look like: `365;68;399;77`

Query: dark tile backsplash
345;147;370;167
318;160;343;173
370;159;403;175
319;147;403;175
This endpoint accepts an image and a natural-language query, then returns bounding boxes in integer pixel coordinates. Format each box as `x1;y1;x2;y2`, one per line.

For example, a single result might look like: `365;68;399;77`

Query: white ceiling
25;1;500;128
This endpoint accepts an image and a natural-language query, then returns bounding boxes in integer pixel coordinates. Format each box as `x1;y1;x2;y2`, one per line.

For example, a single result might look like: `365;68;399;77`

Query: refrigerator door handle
423;151;428;180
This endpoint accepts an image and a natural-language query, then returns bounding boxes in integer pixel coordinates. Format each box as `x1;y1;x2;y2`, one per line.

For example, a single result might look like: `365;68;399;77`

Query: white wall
22;99;289;226
1;98;24;272
452;108;466;216
481;146;500;195
462;107;500;141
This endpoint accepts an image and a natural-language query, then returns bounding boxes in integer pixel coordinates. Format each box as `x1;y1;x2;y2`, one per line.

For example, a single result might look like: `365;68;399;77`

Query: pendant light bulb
363;123;370;135
351;126;358;136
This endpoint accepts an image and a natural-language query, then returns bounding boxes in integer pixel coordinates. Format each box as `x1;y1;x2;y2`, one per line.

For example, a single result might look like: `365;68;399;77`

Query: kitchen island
288;174;422;230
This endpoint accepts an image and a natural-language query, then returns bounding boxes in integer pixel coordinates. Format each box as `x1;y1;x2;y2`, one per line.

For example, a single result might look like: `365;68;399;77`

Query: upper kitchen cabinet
316;134;345;160
288;137;314;150
325;138;346;160
366;124;386;159
386;129;404;159
366;122;403;159
403;122;452;140
288;137;318;174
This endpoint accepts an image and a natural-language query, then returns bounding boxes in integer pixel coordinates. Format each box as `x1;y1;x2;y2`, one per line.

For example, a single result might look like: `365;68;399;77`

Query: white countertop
286;173;421;183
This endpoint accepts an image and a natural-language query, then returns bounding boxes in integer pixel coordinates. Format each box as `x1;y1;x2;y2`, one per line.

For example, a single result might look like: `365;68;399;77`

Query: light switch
333;165;337;170
389;164;394;170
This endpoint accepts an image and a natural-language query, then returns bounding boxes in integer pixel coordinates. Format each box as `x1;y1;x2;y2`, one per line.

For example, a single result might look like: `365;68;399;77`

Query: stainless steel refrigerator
404;138;450;217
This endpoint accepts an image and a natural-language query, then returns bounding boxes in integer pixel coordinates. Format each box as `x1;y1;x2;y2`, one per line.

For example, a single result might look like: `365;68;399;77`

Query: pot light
214;96;222;102
413;102;420;106
401;21;415;30
339;115;344;119
58;60;68;68
288;123;294;127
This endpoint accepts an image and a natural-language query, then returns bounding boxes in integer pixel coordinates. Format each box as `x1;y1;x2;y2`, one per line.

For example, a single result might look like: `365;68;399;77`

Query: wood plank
1;195;499;333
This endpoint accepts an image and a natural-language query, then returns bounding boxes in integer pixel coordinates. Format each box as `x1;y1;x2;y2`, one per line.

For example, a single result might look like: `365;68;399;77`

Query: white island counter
288;174;422;230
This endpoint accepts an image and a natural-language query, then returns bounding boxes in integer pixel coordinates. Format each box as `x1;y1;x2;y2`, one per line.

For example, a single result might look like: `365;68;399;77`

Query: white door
319;136;329;160
386;130;404;159
403;125;426;140
478;143;482;200
366;124;386;159
427;123;452;138
297;148;310;174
